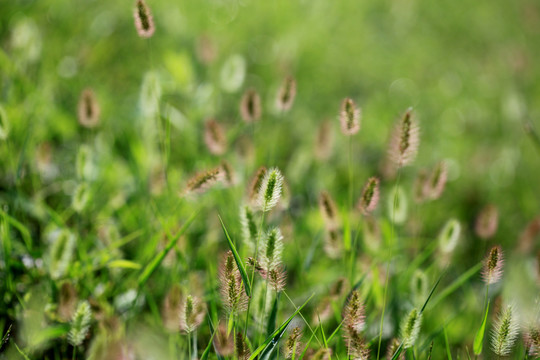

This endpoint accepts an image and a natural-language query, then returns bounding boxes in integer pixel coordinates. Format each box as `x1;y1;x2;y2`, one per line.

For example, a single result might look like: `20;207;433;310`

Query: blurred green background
1;0;540;358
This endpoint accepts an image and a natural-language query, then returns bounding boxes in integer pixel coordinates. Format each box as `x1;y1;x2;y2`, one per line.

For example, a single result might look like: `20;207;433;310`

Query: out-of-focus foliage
1;0;540;359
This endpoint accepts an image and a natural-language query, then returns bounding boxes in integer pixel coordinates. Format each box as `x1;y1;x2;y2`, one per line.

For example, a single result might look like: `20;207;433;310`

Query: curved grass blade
267;292;280;336
218;214;251;297
430;262;482;309
473;299;490;355
138;210;199;288
200;327;218;360
249;293;314;360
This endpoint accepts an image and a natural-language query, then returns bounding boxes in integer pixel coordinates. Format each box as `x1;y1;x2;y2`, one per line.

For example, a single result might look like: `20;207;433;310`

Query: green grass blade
249;293;314;360
267;292;280;336
13;341;31;360
218;214;251;297
327;320;344;343
0;209;32;251
473;299;490;355
200;327;218;360
137;211;198;288
430;262;482;308
420;272;444;314
444;326;452;360
298;325;317;360
391;342;404;360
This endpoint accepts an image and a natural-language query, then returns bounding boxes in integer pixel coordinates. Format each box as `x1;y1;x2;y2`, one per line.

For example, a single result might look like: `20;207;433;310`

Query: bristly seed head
235;332;251;360
475;204;499;240
342;290;369;359
276;76;297;112
283;327;302;359
423;161;447;200
68;300;92;347
400;308;422;349
388;107;420;167
183;167;222;195
248;166;267;205
240;88;262;123
491;305;519;356
257;167;283;212
133;0;155;38
204;119;227;155
78;88;100;128
357;177;380;215
219;251;248;314
319;191;339;230
482;245;504;285
339;98;361;136
180;294;206;333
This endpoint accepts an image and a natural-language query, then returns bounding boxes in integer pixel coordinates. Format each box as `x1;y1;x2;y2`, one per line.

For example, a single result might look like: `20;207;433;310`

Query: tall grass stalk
377;169;401;360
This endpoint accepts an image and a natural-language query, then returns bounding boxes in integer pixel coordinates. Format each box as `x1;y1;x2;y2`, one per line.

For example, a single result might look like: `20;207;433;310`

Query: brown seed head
475;204;499;240
339;98;361;136
357;177;380;215
204;119;227;155
482;245;504;285
240;88;262;123
78;88;100;128
133;0;155;38
276;76;297;112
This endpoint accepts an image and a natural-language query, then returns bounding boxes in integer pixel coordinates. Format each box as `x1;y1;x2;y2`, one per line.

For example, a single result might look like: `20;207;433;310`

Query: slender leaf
444;326;452;360
200;327;218;360
473;299;490;355
107;259;141;270
249;293;314;360
218;214;251;297
137;211;198;287
267;293;280;336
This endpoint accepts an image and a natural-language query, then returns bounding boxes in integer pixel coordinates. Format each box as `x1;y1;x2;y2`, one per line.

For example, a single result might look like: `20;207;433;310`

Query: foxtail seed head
240;88;262;123
133;0;155;38
276;76;297;112
257;167;283;212
219;251;248;314
482;245;504;285
204;119;227;155
319;191;339;230
339;98;361;136
248;166;267;205
357;177;380;215
240;204;257;253
400;308;422;349
68;301;92;347
78;88;100;128
235;332;251;360
261;228;284;271
475;204;499;240
283;327;302;359
388;107;420;167
491;305;519;356
183;167;222;195
424;161;447;200
180;294;206;333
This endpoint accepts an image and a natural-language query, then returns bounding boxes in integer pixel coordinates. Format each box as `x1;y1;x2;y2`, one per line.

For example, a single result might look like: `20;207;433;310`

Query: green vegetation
1;0;540;358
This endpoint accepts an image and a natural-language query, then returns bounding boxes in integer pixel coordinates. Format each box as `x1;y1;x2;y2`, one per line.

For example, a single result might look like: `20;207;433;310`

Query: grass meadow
1;0;540;359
